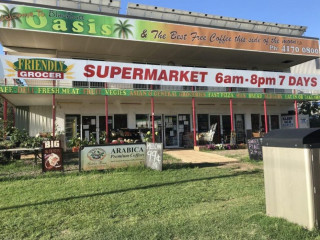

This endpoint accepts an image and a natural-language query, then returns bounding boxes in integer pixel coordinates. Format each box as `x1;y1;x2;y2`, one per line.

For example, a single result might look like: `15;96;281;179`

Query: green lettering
25;12;47;28
72;21;84;33
52;19;67;32
101;24;112;35
88;19;96;34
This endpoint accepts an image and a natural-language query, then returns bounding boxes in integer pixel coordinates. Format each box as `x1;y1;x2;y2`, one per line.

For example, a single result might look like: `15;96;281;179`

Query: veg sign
0;2;318;56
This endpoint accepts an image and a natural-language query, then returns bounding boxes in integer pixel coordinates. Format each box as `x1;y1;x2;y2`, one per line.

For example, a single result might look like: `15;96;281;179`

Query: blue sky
1;0;319;54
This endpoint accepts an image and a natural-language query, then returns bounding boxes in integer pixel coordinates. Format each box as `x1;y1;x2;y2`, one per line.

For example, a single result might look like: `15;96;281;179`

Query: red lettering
83;65;95;78
311;77;317;87
179;71;189;82
133;68;144;80
122;67;132;79
96;66;109;78
110;66;122;78
158;70;168;81
199;72;208;82
289;76;296;86
303;77;310;86
144;69;157;80
190;71;198;82
169;70;179;81
296;77;303;86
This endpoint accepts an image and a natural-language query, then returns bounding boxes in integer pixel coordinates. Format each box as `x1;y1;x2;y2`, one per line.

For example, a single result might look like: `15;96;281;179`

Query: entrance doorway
82;116;97;142
164;115;178;148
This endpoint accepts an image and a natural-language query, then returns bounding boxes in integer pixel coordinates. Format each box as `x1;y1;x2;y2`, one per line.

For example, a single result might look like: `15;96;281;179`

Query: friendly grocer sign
4;57;73;79
0;3;319;56
1;55;320;91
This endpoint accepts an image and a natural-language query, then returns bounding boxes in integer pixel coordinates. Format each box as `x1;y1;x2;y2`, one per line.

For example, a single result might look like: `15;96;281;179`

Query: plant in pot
68;134;82;152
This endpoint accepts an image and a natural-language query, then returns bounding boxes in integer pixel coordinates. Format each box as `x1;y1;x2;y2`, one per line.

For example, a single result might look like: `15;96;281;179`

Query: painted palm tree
0;5;21;28
113;19;133;39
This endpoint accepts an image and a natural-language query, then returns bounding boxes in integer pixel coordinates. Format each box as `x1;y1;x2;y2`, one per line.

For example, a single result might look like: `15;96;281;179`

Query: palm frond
0;10;8;15
9;7;16;15
123;24;133;28
124;31;128;39
125;28;133;37
2;5;10;14
118;30;122;38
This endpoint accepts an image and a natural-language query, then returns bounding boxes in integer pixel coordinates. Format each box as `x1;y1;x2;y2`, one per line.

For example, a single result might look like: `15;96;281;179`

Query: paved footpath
165;149;239;164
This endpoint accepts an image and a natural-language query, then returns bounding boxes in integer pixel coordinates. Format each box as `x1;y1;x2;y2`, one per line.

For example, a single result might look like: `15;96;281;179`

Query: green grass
0;154;319;239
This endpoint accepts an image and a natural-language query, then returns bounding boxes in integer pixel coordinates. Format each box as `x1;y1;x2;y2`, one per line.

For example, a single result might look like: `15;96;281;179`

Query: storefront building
0;1;319;148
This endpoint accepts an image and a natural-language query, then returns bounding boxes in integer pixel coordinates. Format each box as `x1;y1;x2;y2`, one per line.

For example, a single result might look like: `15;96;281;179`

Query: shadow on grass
0;160;232;183
0;170;260;211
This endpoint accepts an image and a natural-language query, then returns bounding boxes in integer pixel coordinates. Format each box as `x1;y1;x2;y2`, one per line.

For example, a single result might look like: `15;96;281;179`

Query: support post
192;87;197;147
52;80;56;138
151;85;155;143
295;100;299;129
229;88;234;131
105;83;109;143
263;89;268;133
3;51;8;135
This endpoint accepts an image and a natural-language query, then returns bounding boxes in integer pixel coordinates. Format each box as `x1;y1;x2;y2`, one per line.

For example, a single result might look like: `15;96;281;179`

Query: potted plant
67;134;81;152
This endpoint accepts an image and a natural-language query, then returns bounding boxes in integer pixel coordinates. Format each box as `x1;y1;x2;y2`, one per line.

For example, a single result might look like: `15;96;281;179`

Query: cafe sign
0;2;318;56
80;144;146;171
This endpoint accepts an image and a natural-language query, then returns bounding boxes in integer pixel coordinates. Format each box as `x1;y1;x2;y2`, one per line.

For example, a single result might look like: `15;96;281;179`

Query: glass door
164;115;178;148
65;115;80;142
235;114;245;143
82;116;97;142
178;114;191;147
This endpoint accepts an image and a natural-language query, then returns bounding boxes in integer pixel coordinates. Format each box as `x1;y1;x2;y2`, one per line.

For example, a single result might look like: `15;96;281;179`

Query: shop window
271;115;280;130
133;84;148;90
136;114;149;128
99;116;113;132
235;114;245;143
90;82;105;88
73;81;89;88
65;115;80;142
251;114;260;132
197;114;209;132
196;86;208;91
210;115;221;143
114;114;127;129
222;115;231;142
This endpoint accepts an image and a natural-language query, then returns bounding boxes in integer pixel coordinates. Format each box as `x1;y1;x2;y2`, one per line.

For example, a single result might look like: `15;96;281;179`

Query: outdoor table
0;148;42;165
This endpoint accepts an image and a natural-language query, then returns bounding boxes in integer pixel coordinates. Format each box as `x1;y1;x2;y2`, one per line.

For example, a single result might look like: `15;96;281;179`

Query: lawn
0;153;320;239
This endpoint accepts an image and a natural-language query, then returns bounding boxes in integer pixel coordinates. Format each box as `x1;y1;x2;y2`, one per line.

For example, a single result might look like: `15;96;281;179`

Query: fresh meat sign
1;55;320;91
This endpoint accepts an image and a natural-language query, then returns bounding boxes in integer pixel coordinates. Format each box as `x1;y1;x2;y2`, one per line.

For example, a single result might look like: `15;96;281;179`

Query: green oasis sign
0;3;319;56
1;86;320;100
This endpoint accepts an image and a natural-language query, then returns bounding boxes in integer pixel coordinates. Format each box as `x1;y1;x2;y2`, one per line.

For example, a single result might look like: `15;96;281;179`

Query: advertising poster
42;148;63;172
42;141;63;172
80;144;146;171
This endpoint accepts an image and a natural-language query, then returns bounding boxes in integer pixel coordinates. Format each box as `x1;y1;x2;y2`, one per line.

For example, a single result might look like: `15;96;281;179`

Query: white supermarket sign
1;55;320;91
